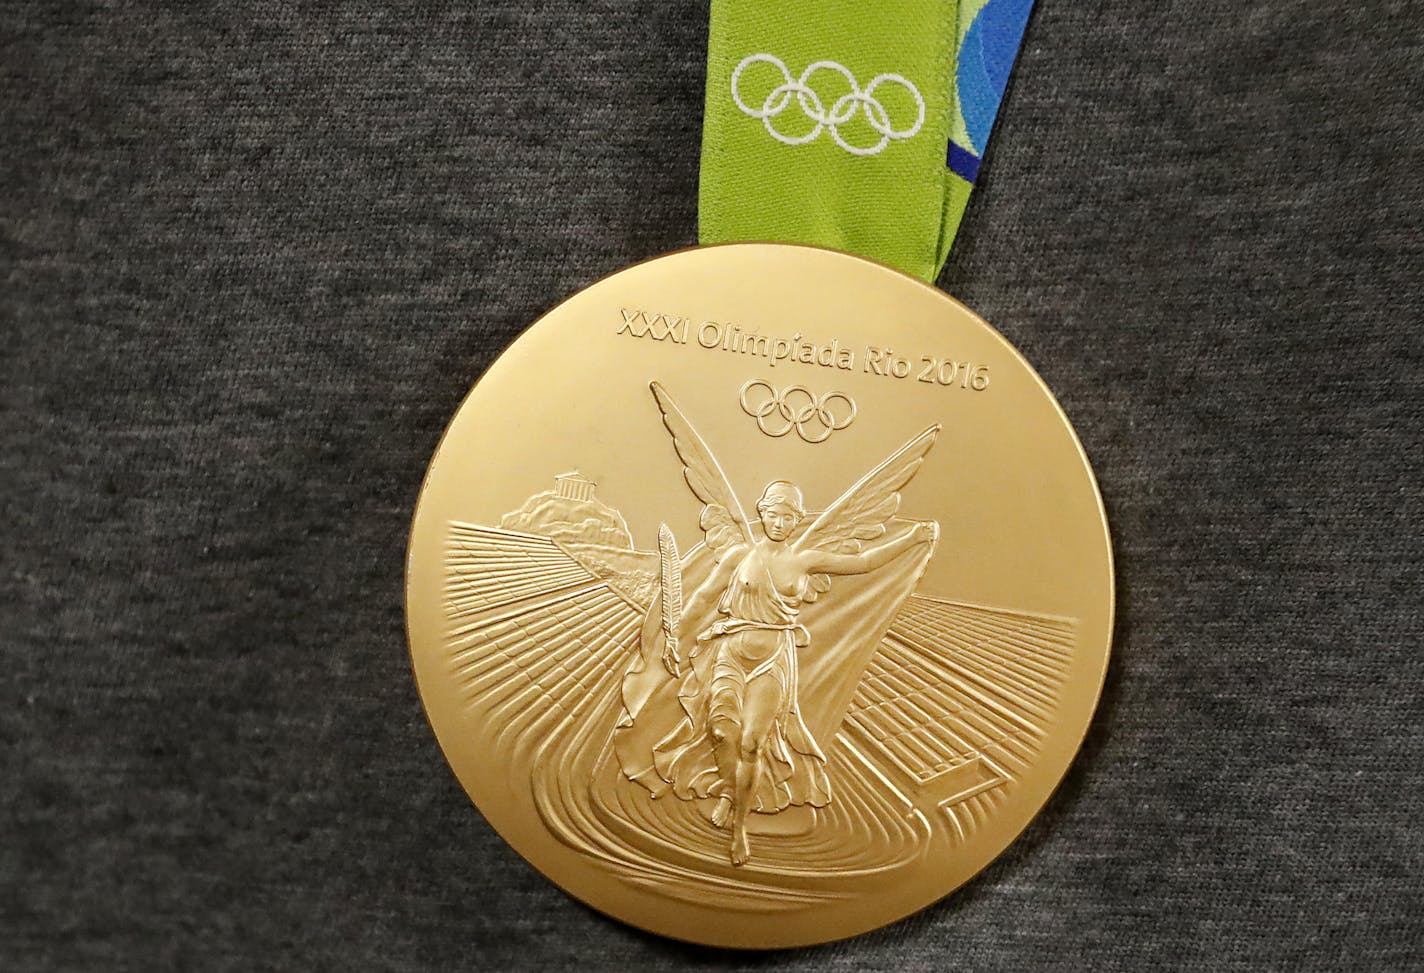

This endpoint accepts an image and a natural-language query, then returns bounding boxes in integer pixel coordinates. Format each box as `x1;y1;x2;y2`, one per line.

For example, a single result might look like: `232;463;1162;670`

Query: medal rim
404;242;1115;948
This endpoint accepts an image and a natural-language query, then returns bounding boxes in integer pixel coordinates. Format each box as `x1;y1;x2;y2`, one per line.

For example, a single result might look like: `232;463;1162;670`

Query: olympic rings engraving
730;53;926;157
739;380;858;445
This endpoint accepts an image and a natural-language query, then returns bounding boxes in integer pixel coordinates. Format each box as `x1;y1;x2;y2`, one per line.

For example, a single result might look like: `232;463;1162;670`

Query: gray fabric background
3;1;1421;970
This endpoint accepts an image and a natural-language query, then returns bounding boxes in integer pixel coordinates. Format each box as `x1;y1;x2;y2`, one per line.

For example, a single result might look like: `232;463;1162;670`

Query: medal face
406;244;1112;948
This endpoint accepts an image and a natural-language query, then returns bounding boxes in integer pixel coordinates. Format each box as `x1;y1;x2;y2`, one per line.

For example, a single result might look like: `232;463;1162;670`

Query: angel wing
793;424;941;558
649;382;754;555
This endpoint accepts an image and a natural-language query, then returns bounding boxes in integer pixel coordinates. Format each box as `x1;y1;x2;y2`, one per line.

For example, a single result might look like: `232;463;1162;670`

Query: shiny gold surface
406;244;1113;948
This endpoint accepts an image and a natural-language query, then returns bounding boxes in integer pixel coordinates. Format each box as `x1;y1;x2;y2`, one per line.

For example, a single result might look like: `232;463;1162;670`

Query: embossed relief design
443;383;1074;910
739;380;856;444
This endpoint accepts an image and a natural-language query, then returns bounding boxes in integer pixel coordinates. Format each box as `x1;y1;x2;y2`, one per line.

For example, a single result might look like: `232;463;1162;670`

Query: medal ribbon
698;0;1035;281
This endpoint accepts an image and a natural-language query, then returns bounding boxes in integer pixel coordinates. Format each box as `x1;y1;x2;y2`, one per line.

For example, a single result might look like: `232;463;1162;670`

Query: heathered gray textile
2;2;1421;970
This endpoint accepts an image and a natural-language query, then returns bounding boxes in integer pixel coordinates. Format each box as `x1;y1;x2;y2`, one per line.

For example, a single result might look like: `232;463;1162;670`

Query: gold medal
406;244;1112;947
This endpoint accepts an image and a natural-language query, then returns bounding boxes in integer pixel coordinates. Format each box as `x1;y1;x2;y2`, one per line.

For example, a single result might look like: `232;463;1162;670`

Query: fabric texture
698;0;1035;278
699;0;959;278
2;1;1422;970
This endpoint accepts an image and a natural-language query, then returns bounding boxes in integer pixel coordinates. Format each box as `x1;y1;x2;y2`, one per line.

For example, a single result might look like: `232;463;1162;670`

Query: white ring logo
730;53;925;157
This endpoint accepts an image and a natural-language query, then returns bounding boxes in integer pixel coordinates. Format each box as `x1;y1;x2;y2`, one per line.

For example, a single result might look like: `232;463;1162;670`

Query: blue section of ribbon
958;0;1035;154
947;141;981;183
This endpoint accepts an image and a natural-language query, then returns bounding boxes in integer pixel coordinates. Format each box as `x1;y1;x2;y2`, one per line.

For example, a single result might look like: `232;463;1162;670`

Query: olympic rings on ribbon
739;380;858;444
730;53;926;157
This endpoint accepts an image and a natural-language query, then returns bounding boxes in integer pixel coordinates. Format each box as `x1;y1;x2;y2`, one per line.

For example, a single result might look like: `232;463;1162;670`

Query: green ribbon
698;0;1035;281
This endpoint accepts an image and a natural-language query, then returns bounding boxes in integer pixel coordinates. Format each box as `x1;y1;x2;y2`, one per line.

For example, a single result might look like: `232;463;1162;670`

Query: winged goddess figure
615;382;941;867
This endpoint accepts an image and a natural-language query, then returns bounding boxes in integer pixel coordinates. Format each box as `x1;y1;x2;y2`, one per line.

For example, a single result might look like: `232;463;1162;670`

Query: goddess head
756;480;804;542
